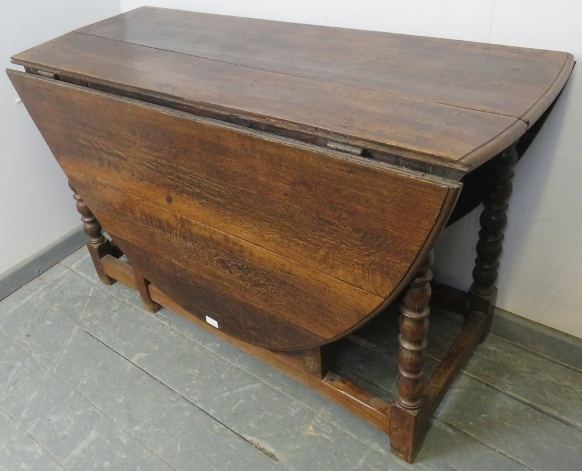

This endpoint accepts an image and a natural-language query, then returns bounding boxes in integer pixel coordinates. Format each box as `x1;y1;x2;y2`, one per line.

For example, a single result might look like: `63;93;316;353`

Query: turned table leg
69;182;158;312
468;144;518;339
390;250;433;462
69;181;118;285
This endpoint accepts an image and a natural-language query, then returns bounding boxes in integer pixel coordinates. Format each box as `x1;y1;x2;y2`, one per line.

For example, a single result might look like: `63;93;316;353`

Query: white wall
0;0;121;275
120;0;582;339
434;2;582;338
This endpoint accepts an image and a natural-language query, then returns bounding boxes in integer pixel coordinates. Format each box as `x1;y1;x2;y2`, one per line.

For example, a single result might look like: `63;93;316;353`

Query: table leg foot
389;406;427;463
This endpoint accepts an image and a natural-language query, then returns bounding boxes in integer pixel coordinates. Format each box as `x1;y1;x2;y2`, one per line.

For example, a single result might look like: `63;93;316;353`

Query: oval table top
9;69;460;349
11;6;574;176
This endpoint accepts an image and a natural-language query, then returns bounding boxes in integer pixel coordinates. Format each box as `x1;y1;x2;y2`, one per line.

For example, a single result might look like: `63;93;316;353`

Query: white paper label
205;316;219;328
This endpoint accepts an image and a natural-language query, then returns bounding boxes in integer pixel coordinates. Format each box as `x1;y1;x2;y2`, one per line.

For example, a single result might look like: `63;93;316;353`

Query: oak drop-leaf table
8;7;573;462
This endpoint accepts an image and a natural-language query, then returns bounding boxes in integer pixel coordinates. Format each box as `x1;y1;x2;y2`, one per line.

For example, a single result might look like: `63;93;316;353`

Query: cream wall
120;0;582;338
0;0;121;275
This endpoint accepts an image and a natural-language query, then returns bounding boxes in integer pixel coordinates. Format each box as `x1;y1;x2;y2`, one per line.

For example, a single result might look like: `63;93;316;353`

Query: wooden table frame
10;8;572;462
69;142;517;463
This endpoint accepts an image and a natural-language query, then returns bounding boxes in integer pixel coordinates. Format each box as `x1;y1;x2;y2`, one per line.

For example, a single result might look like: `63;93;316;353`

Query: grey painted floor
1;247;581;471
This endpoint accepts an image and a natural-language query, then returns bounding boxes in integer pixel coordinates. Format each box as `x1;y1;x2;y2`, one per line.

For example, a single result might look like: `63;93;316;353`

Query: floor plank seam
309;407;393;459
459;370;582;433
309;373;537;466
0;402;68;471
434;308;582;375
57;262;331;415
52;257;582;466
174;333;324;411
0;329;180;471
339;335;582;455
0;290;36;316
35;263;330;421
436;418;536;471
488;336;582;375
44;377;181;471
56;260;566;457
54;263;156;321
423;348;582;432
51;262;406;465
82;329;292;468
423;346;582;433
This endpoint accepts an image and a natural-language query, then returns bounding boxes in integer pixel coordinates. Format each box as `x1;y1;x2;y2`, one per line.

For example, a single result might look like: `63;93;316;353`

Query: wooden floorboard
435;374;582;471
463;334;582;431
0;328;175;470
0;246;579;470
0;407;65;471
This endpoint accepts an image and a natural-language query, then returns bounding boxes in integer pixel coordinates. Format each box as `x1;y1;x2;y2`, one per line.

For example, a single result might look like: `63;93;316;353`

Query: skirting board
0;224;86;302
491;307;582;372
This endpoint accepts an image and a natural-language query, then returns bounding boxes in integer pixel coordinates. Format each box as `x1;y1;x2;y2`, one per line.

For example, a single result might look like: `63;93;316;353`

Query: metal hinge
36;69;56;79
326;140;364;156
24;67;56;79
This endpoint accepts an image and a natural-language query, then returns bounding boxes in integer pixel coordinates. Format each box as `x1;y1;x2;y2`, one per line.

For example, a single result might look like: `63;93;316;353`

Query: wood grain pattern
78;7;572;122
68;181;116;285
6;9;574;462
98;254;393;432
470;146;519;298
9;70;459;349
4;40;511;172
11;7;572;171
20;76;452;296
396;251;433;411
10;32;522;169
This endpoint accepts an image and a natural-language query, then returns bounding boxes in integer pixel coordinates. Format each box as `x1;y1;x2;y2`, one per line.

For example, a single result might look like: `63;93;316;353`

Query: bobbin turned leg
389;250;433;462
468;144;518;340
69;181;117;285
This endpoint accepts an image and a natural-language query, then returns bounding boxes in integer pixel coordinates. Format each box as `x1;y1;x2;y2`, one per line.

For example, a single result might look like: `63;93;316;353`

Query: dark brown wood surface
9;70;459;349
98;251;394;433
78;7;569;122
97;251;488;462
11;7;573;172
6;10;574;462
